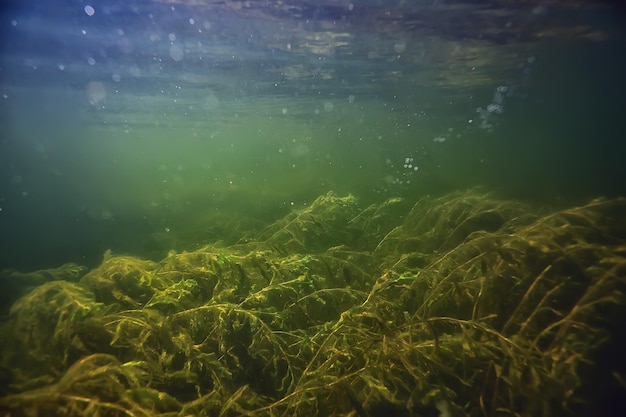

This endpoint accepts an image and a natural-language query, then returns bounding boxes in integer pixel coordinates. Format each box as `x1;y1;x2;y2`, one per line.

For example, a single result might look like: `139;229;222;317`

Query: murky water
1;1;625;268
1;2;626;416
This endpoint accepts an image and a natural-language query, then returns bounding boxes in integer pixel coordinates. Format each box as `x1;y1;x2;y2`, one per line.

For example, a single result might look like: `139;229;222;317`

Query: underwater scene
1;0;625;416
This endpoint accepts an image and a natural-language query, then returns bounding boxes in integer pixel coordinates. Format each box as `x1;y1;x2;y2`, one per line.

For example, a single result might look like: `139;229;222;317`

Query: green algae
1;190;625;416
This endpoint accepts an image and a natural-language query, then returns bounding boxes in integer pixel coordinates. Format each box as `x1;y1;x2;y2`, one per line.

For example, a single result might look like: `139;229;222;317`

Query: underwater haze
2;2;626;417
1;0;625;269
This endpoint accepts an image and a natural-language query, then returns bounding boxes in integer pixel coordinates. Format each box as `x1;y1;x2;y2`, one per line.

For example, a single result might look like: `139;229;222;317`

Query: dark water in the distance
1;0;625;270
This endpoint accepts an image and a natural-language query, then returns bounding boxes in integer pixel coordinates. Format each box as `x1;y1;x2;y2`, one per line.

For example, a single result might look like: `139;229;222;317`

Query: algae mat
1;190;625;417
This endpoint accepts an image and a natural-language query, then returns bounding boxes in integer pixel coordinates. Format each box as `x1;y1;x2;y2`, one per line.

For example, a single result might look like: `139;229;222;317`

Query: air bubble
169;45;184;62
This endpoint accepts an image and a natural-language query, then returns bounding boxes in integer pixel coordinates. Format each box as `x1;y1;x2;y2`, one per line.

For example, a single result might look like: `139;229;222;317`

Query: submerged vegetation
1;190;625;416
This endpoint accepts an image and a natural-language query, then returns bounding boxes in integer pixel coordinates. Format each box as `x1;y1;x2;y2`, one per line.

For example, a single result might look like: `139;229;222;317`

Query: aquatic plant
1;190;624;416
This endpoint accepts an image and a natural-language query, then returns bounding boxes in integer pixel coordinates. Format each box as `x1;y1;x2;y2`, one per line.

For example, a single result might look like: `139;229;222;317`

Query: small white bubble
169;45;184;62
323;102;334;112
112;73;121;82
81;29;87;35
532;5;547;15
87;81;106;104
58;64;65;71
487;103;503;114
394;41;406;53
189;18;195;25
84;5;95;16
168;33;176;42
11;20;18;27
87;57;96;65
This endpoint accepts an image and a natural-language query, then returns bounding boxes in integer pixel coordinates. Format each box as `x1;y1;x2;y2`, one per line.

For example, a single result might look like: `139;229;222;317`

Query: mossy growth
1;190;625;416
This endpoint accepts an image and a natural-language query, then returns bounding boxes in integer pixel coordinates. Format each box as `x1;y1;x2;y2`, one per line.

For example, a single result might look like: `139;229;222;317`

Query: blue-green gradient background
1;0;625;269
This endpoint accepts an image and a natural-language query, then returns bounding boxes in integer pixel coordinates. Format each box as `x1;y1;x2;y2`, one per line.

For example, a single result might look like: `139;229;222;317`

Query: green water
0;1;625;269
1;2;626;415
